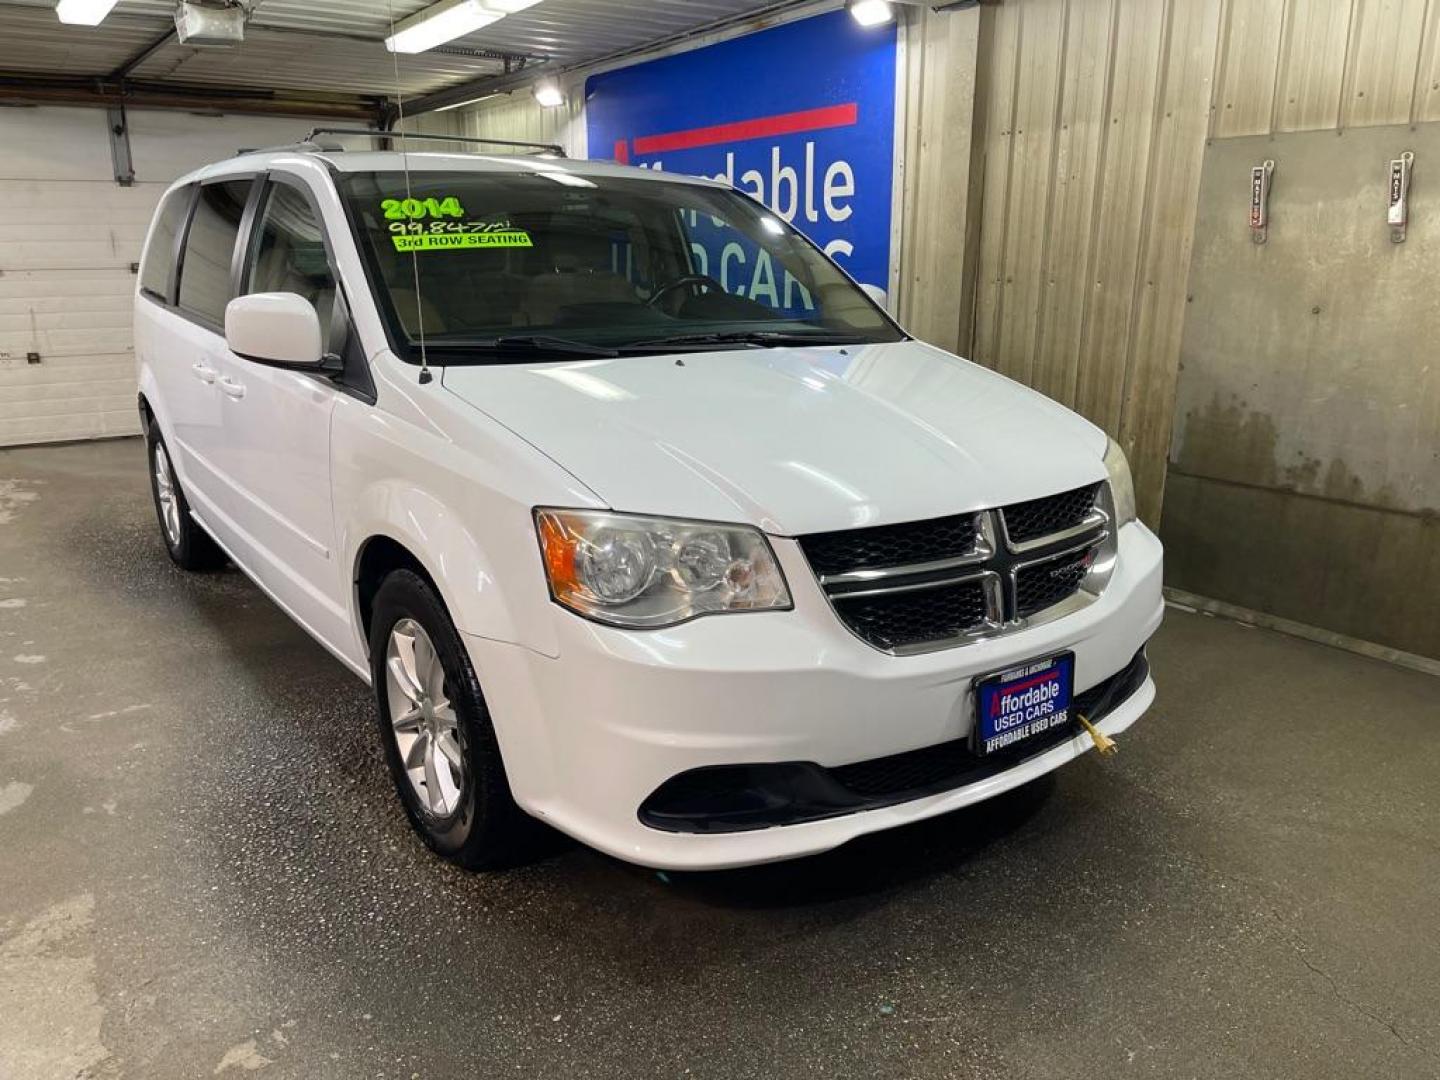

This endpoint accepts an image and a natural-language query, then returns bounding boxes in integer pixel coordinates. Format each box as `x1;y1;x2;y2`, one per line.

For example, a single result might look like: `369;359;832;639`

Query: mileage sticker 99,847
386;208;533;252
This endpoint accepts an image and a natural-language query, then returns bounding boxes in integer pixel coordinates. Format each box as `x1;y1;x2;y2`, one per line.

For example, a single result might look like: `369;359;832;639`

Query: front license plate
973;653;1075;757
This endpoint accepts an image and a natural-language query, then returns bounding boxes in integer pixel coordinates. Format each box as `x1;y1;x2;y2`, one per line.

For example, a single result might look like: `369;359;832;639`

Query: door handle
219;376;246;400
192;362;218;384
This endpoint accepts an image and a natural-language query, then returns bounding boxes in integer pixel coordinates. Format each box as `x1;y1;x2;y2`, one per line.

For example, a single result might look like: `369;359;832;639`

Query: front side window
340;169;901;361
177;179;253;326
140;186;192;301
246;182;337;340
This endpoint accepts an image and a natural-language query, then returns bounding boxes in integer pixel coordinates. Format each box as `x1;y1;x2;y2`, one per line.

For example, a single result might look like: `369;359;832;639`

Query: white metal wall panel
403;88;587;158
0;106;328;447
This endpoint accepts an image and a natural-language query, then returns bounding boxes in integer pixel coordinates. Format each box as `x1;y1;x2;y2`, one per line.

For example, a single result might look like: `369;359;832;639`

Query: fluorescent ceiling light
533;81;565;108
386;0;544;54
55;0;120;25
847;0;894;27
386;1;499;53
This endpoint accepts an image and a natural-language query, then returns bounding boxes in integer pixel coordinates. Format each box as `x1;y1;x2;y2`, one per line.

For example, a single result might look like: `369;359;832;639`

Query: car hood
440;340;1108;536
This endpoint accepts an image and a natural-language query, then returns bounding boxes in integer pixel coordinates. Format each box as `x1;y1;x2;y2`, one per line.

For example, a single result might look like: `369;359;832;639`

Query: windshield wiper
622;329;872;352
426;334;619;359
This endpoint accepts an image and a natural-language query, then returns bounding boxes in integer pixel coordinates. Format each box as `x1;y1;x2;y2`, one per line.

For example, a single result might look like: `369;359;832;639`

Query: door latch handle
192;362;218;384
218;376;246;400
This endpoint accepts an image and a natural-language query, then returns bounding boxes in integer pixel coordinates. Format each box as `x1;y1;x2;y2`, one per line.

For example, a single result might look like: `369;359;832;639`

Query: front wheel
146;422;226;571
369;570;536;869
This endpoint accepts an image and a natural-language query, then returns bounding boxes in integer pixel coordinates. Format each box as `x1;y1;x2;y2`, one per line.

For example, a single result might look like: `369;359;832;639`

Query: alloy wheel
385;618;466;817
153;442;182;546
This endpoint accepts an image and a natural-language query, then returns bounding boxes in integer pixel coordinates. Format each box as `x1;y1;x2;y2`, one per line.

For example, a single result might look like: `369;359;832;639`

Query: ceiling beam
0;72;383;121
107;26;177;82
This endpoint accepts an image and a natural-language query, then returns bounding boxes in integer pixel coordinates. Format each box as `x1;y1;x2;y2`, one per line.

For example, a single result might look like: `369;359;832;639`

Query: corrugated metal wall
895;10;985;353
413;0;1440;529
943;0;1440;524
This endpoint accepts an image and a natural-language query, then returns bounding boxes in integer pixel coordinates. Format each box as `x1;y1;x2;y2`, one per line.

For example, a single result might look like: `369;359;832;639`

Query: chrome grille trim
1000;508;1109;554
817;515;993;589
826;567;999;601
799;485;1118;656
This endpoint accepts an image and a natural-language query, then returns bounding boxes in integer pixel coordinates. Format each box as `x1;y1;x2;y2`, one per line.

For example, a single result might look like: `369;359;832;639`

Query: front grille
832;579;990;651
1000;483;1100;546
799;482;1113;654
1014;545;1098;619
798;513;980;576
832;739;972;797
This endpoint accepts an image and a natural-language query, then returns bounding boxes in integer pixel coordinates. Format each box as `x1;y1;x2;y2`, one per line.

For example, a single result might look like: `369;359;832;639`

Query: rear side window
139;187;192;301
246;182;337;340
177;179;253;326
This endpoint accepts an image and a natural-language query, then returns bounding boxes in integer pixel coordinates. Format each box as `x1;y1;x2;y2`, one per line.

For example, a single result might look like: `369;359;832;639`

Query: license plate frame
971;652;1076;757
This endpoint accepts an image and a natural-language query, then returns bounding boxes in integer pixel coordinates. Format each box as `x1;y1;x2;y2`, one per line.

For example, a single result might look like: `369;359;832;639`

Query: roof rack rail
236;141;324;156
302;127;566;158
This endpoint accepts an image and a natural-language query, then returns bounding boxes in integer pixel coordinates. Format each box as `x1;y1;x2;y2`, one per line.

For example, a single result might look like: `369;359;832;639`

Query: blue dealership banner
584;11;898;298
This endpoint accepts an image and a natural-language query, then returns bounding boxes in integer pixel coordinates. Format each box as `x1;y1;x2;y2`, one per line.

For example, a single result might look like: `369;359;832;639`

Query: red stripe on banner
613;139;630;164
998;670;1063;697
632;103;859;155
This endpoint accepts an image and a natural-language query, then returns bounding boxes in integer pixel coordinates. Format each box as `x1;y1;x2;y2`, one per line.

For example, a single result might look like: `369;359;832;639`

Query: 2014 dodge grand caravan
134;134;1163;871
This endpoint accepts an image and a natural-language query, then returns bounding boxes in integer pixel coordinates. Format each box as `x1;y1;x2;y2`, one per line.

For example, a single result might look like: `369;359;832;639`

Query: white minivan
135;132;1163;871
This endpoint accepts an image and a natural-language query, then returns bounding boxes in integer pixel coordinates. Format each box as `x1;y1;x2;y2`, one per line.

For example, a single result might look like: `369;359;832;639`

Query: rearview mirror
225;293;323;368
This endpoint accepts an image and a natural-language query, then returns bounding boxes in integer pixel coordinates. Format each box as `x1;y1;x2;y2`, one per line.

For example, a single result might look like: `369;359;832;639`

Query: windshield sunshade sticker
391;230;533;251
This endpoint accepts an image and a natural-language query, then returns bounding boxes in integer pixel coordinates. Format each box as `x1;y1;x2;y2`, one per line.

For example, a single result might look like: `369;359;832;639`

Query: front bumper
468;520;1164;870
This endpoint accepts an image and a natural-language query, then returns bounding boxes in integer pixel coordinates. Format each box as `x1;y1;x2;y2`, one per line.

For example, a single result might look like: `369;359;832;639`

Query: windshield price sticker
387;216;532;252
393;231;533;252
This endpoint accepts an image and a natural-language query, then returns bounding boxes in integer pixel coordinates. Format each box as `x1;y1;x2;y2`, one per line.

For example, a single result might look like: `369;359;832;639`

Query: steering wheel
647;273;726;308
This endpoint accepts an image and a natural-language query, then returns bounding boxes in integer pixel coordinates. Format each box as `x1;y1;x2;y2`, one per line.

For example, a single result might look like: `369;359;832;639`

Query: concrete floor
1;438;1437;1080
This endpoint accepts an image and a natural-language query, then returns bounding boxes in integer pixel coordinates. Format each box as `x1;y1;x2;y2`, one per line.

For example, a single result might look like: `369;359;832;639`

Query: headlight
534;509;792;628
1103;438;1137;527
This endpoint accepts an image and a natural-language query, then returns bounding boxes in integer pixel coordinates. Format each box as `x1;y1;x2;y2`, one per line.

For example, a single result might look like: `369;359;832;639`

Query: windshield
339;169;903;361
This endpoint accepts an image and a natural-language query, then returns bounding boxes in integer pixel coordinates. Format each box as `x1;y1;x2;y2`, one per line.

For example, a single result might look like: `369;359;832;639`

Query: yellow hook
1078;713;1118;757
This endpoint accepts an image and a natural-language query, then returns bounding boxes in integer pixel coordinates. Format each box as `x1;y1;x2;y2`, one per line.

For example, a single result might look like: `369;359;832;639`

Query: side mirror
225;293;323;368
859;283;889;310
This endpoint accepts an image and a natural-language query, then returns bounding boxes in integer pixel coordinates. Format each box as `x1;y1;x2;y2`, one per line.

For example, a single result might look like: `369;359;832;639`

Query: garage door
0;106;335;447
0;109;159;445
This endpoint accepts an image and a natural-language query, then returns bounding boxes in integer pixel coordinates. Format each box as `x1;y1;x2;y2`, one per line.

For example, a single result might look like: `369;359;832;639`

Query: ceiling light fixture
54;0;120;26
847;0;895;27
385;0;543;55
533;81;565;108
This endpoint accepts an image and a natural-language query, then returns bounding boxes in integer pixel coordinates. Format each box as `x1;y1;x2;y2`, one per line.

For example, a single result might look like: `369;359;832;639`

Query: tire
368;569;536;869
146;421;227;571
